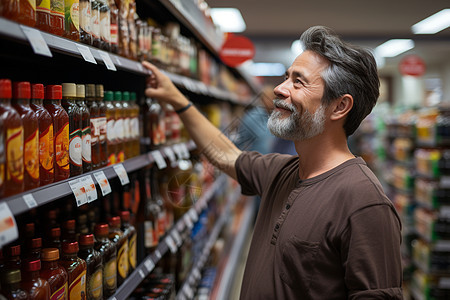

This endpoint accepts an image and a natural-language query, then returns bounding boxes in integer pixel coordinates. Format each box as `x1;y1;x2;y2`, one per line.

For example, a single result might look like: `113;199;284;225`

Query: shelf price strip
150;150;167;169
68;178;88;207
113;163;130;185
76;44;97;64
93;171;112;196
98;50;117;71
20;26;52;57
0;203;19;248
22;194;38;209
80;175;98;202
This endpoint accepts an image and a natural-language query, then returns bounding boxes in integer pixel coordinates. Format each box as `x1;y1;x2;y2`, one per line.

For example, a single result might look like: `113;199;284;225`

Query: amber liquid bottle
120;211;136;274
49;0;64;36
0;79;24;197
30;84;54;187
79;0;93;45
77;84;92;173
91;0;101;48
62;83;83;177
36;0;51;32
17;0;36;27
108;216;128;287
44;85;70;182
78;234;103;300
113;91;124;162
96;85;107;167
104;91;116;165
21;260;51;300
64;0;80;41
59;242;87;300
121;92;132;160
94;223;116;298
40;248;68;300
85;84;100;170
12;81;40;191
129;92;140;157
2;269;29;300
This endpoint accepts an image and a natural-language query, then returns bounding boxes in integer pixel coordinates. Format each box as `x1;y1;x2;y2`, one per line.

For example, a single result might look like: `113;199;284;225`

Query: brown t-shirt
236;151;403;299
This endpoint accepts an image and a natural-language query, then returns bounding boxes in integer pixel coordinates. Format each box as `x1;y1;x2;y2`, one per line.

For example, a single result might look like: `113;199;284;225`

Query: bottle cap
31;83;44;99
50;227;61;237
109;216;121;228
0;79;12;98
86;84;96;98
29;237;42;249
7;245;20;257
94;223;109;236
95;84;104;98
5;270;21;284
104;91;113;101
41;248;59;261
25;260;41;272
120;211;130;222
79;234;94;246
130;92;136;101
45;85;62;100
62;83;77;97
76;84;86;98
25;222;35;236
62;242;79;254
13;81;31;99
63;219;76;230
123;91;130;101
114;91;122;101
47;209;58;219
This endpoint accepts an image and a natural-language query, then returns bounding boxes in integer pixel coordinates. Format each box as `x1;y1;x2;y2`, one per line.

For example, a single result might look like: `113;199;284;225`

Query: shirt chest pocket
279;235;320;293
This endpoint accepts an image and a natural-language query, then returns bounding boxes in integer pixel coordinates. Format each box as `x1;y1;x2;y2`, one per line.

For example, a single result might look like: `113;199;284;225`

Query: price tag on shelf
180;143;190;159
23;194;37;209
184;214;193;229
114;56;122;66
188;208;198;223
113;164;130;185
193;268;201;280
163;147;177;166
154;250;162;260
80;175;98;203
93;171;112;196
144;259;155;272
150;150;167;169
76;44;97;64
184;286;194;299
172;144;183;161
0;203;18;248
138;269;145;279
98;50;117;71
171;230;182;247
68;178;88;207
165;235;177;253
441;176;450;188
20;26;52;57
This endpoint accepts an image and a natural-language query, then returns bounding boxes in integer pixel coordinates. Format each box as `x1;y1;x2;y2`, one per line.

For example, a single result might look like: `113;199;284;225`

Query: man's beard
267;99;326;141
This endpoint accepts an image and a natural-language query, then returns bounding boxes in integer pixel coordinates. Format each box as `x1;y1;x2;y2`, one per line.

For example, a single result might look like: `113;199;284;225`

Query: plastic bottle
43;85;70;182
2;269;28;300
49;0;64;36
98;0;110;51
0;79;24;197
78;234;102;300
59;242;87;300
36;0;51;32
21;260;51;300
120;211;136;274
104;91;116;165
30;84;54;186
77;84;92;173
108;0;118;54
121;92;132;160
85;85;100;170
12;81;40;191
90;0;101;48
79;0;92;45
94;224;116;298
40;248;68;300
95;85;107;167
108;216;128;287
64;0;80;41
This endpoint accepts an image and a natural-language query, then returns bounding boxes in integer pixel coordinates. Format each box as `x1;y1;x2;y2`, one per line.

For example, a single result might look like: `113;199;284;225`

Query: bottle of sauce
85;84;100;170
17;0;36;27
12;81;39;191
116;0;129;58
0;79;24;197
121;91;132;160
90;0;101;48
64;0;80;41
62;220;77;243
120;211;136;274
113;91;124;162
95;85;107;167
40;248;68;300
77;84;92;173
2;269;28;300
79;0;92;45
0;117;4;198
30;84;54;187
94;223;116;298
129;92;139;157
143;168;159;255
108;0;118;54
62;83;82;177
78;234;102;300
59;242;87;300
21;260;51;300
108;216;128;287
98;0;110;51
5;245;21;272
45;227;62;252
49;0;64;36
36;0;51;32
44;85;70;182
104;91;116;165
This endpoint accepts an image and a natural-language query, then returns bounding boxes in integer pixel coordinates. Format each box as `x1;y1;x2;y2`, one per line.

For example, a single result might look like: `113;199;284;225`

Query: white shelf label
0;203;18;248
184;214;193;229
172;144;183;161
93;171;112;196
98;50;117;71
165;235;177;253
23;194;37;209
144;259;155;272
193;268;201;280
69;178;88;207
138;269;145;279
154;249;162;259
180;143;190;159
21;26;52;57
171;230;182;246
188;208;198;223
113;164;130;185
114;56;122;66
136;62;145;73
163;147;177;166
150;150;167;169
76;44;97;64
80;175;98;203
184;285;194;299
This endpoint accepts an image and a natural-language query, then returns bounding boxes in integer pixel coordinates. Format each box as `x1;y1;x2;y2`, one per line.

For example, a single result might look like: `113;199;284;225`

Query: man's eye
295;79;303;85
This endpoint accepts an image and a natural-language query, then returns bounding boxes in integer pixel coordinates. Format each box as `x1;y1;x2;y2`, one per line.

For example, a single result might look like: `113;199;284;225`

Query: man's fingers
142;61;159;74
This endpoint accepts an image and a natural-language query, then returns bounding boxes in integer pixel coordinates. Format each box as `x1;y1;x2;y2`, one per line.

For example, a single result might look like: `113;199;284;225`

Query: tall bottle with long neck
95;85;107;167
85;84;100;170
104;91;116;165
77;84;92;173
94;224;116;298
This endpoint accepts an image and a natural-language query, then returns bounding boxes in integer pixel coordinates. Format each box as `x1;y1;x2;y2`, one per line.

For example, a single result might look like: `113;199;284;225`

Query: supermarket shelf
1;140;196;216
410;286;425;300
110;174;229;300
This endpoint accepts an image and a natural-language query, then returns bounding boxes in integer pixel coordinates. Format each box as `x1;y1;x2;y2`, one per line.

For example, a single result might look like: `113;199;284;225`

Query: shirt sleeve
341;204;403;299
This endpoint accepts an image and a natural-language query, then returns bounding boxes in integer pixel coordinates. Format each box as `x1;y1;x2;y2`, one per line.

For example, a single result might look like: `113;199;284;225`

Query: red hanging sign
399;55;426;77
219;34;255;67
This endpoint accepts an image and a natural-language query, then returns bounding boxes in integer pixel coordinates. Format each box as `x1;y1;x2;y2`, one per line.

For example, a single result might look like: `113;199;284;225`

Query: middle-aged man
142;25;403;299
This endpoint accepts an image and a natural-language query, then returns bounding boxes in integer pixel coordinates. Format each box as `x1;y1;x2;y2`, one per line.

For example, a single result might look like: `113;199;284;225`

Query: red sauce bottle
59;242;87;300
44;85;70;182
40;248;68;300
49;0;64;36
30;83;54;186
17;0;36;27
35;0;51;32
12;81;40;191
22;260;51;300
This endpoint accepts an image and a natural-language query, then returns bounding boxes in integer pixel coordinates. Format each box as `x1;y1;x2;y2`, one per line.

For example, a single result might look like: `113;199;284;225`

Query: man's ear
330;94;353;121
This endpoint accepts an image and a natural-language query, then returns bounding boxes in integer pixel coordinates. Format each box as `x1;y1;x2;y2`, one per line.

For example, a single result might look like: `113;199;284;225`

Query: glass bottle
150;99;164;149
94;223;116;298
113;91;124;162
2;269;28;300
45;227;61;252
0;79;24;197
91;0;101;48
25;237;42;262
108;0;118;54
12;81;40;191
77;84;92;173
49;0;64;36
64;0;80;41
121;92;132;160
62;83;82;177
44;85;70;182
78;234;102;300
30;83;54;187
129;92;140;157
40;248;68;300
59;242;87;300
36;0;51;32
79;0;92;45
150;168;166;238
85;84;100;170
98;0;110;51
17;0;36;27
21;260;51;300
104;91;116;165
144;168;159;255
127;0;137;60
108;216;128;287
95;85;107;167
117;0;129;58
62;220;77;244
120;211;136;274
5;245;21;272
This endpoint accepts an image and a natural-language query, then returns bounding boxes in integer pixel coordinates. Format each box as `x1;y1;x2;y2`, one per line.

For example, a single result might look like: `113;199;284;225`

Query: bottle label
99;117;106;142
114;118;123;140
0;130;4;189
129;233;137;269
50;282;67;300
55;122;70;170
123;117;130;140
24;129;40;180
117;241;129;279
117;151;124;163
65;0;80;31
91;9;100;39
131;117;139;138
107;153;116;166
37;0;50;11
79;0;91;33
50;0;64;15
69;270;86;299
69;129;82;167
82;126;92;163
100;10;111;43
6;127;24;183
104;257;117;290
89;268;103;299
107;119;115;142
90;117;99;144
40;124;54;173
29;0;36;10
110;23;118;45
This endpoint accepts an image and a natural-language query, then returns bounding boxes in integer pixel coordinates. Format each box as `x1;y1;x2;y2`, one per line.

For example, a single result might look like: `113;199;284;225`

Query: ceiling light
249;63;286;77
210;8;246;33
374;39;415;57
412;9;450;34
291;40;304;56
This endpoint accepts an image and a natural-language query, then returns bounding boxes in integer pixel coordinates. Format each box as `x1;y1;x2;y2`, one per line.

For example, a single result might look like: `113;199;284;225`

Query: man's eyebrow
285;70;310;84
